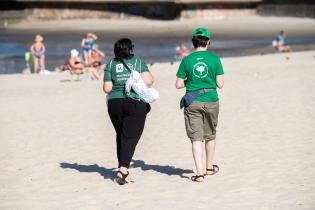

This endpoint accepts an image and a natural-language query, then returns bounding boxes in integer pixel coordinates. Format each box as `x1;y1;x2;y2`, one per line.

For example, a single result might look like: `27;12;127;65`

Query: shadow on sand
131;160;193;179
60;162;117;180
60;159;193;180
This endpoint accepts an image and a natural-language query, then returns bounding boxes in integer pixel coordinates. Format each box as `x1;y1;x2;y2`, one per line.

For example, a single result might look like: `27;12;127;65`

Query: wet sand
1;50;315;209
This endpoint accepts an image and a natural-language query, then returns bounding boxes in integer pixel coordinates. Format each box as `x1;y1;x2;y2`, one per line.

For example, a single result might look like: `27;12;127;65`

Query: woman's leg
119;100;147;169
87;50;92;65
108;99;124;167
33;56;39;73
83;51;89;65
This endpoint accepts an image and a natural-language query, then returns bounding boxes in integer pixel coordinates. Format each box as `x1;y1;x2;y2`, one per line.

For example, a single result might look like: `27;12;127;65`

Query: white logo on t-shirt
116;64;124;73
193;62;208;78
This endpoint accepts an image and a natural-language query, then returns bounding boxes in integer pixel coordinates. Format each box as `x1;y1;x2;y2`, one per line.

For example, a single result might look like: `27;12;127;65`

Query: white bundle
125;70;159;103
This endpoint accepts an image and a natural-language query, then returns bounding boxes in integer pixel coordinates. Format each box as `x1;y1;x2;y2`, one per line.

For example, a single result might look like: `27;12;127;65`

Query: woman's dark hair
114;38;134;60
192;36;210;48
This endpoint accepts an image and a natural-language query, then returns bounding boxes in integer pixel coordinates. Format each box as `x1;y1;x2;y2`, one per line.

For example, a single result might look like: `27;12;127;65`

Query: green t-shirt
104;57;149;100
176;51;224;102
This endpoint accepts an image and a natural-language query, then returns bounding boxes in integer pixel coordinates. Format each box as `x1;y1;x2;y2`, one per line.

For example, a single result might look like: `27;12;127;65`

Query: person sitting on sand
81;33;98;65
61;49;101;80
176;43;190;60
176;28;224;182
89;44;105;74
272;30;292;53
30;34;46;74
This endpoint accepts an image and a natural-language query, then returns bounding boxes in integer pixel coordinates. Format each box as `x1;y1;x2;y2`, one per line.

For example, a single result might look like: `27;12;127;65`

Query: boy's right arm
216;75;224;89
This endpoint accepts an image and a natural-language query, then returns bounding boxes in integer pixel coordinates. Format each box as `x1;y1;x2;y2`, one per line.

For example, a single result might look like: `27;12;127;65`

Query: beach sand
1;50;315;209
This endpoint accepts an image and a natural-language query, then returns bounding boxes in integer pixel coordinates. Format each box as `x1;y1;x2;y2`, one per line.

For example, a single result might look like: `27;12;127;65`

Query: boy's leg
203;101;219;174
192;140;204;178
184;101;205;181
205;139;216;172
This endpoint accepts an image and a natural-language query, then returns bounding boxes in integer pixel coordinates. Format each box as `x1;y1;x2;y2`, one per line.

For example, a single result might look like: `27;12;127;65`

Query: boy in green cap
175;28;224;182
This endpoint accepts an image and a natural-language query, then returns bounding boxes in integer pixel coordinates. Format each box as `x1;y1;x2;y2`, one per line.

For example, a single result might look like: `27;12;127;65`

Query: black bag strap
120;59;132;73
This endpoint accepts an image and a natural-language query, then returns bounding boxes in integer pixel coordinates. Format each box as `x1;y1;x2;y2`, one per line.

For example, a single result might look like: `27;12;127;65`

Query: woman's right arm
103;82;113;93
141;72;154;87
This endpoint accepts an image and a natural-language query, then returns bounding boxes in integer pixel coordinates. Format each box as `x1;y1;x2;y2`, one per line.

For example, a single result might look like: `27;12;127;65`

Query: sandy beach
0;50;315;209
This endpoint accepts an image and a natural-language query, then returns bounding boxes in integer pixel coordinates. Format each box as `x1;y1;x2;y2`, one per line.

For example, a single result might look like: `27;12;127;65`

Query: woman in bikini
30;35;46;74
81;33;98;65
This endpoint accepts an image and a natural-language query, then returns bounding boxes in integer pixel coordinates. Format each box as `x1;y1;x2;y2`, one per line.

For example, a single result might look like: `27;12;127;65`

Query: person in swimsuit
66;49;101;80
81;33;98;65
89;44;105;77
176;42;190;60
272;30;292;53
30;34;46;73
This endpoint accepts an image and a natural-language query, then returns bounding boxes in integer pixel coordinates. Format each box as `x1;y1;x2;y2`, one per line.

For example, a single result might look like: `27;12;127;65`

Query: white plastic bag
125;70;159;103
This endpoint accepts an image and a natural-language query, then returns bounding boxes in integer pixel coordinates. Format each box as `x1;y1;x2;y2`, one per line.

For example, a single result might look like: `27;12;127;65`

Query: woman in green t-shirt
103;38;154;185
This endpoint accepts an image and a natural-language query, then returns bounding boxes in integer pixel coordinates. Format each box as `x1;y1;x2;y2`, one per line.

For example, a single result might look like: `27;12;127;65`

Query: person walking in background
81;32;98;65
176;42;190;60
175;28;224;182
30;34;46;73
103;38;154;185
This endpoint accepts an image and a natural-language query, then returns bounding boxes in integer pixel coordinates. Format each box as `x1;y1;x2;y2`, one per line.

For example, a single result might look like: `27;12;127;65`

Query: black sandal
206;165;219;175
191;175;204;182
115;171;130;185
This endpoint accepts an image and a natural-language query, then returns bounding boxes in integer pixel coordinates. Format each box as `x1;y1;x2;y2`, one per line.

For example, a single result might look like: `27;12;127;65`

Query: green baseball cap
192;28;211;39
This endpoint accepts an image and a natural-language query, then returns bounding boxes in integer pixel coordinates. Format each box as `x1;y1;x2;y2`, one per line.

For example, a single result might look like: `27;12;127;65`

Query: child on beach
272;30;292;53
176;28;224;182
81;33;98;65
30;34;46;73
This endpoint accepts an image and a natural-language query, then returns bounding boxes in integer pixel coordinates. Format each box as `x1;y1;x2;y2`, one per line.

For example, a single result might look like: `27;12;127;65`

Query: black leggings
108;98;149;168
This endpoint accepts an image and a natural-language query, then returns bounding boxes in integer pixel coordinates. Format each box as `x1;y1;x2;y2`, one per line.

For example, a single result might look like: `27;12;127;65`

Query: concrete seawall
0;0;314;27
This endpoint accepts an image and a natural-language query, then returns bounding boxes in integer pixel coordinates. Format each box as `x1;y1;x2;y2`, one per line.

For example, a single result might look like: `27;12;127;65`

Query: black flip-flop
115;171;131;185
206;165;219;175
191;174;204;182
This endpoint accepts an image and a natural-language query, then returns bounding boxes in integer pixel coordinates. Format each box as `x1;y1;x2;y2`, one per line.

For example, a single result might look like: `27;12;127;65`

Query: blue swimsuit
83;39;94;52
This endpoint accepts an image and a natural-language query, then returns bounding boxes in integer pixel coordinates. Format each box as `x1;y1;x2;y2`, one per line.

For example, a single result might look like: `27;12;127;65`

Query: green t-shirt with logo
104;57;149;100
176;51;224;102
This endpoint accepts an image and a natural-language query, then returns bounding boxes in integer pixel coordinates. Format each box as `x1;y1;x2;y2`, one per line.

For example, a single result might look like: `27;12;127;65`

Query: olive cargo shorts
184;100;219;142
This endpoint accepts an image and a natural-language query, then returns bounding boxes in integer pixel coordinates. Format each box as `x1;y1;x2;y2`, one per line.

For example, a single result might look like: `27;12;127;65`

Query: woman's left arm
141;72;154;87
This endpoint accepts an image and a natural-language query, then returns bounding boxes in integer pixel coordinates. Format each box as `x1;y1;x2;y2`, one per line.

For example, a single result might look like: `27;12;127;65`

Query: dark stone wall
1;0;314;20
257;1;315;18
